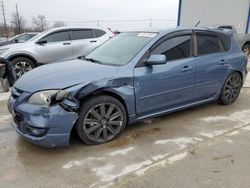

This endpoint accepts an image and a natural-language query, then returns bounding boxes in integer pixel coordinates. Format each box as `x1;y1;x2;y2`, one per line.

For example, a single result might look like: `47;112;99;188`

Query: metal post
1;1;8;39
15;4;21;33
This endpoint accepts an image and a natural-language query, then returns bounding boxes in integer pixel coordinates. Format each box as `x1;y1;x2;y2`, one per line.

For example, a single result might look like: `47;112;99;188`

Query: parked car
0;37;7;42
0;27;114;78
0;32;39;47
209;25;250;56
8;27;247;147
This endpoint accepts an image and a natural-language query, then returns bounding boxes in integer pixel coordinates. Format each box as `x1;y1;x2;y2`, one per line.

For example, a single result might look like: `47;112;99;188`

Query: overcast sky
2;0;179;30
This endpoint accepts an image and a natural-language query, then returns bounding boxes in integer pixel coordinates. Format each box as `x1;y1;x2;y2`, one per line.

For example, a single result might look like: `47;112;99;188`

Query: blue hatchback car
8;27;248;147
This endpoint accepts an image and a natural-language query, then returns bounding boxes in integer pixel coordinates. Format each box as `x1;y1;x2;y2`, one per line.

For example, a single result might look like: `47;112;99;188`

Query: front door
134;33;196;116
36;30;73;63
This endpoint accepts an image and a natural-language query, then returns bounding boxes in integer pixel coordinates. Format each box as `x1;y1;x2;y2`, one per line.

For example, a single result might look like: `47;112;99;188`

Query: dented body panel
7;27;248;147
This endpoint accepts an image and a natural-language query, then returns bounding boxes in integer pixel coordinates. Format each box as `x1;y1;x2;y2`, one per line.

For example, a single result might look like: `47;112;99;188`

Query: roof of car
122;26;231;36
45;26;111;32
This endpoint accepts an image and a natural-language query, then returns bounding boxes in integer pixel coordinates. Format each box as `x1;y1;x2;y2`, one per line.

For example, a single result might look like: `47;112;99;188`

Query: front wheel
12;57;35;78
219;72;242;105
76;95;127;145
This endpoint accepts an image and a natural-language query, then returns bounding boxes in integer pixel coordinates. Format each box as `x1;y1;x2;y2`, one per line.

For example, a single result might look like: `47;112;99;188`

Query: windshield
86;32;156;65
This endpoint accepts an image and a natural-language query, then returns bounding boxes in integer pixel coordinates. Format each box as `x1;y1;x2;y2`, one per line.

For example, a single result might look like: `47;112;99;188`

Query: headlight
0;48;9;54
27;90;69;106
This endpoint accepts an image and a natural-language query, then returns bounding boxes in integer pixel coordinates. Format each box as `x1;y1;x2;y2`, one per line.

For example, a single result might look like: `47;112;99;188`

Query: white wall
179;0;250;34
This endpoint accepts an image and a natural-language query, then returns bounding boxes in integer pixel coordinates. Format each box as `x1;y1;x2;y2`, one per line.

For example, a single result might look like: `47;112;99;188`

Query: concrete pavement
0;61;250;187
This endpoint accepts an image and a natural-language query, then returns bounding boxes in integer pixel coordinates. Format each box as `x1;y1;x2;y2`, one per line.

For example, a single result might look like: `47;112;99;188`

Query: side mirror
145;54;167;65
14;39;19;43
36;40;47;45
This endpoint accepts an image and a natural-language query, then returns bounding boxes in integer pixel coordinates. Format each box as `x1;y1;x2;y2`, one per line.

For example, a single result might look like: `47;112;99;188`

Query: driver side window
151;35;191;61
42;31;70;43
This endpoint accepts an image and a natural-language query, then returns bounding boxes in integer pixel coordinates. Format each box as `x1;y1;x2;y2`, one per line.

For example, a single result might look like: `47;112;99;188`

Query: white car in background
0;27;114;77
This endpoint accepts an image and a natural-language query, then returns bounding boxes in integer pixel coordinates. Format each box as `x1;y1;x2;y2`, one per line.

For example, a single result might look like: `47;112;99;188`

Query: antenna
195;21;201;27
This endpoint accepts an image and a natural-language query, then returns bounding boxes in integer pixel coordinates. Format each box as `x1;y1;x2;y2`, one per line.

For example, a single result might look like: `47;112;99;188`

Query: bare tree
32;15;48;31
53;21;67;28
10;7;26;34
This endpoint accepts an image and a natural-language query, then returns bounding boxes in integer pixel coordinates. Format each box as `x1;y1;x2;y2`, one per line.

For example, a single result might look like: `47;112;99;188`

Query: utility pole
15;3;21;33
1;1;8;39
149;18;152;28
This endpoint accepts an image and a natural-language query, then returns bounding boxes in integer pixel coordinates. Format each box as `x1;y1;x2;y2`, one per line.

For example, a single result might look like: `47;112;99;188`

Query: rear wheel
242;44;250;56
76;95;127;145
11;57;35;78
219;72;242;105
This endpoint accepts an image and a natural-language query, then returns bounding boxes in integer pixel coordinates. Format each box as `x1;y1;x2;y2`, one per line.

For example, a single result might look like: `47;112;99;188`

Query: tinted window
42;31;69;42
93;29;106;37
218;33;231;52
72;30;93;40
152;35;191;61
197;35;220;55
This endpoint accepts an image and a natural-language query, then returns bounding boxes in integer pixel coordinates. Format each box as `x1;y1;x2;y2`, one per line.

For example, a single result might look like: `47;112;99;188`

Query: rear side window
152;35;191;61
218;33;231;51
197;34;220;55
72;30;93;40
93;29;106;37
42;31;70;42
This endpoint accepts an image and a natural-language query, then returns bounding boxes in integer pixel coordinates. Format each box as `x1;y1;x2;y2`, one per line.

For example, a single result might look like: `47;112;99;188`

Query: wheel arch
8;53;38;67
78;89;129;119
70;88;131;139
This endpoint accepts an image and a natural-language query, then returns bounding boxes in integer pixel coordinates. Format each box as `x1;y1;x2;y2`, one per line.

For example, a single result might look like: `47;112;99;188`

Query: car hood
14;59;119;93
0;42;24;49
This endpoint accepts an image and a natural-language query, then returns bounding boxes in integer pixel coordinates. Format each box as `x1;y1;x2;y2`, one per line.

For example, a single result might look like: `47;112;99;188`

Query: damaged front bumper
8;90;78;148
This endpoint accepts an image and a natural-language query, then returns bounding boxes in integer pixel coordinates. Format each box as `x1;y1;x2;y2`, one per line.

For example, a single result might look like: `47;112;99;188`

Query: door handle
63;42;71;45
90;40;97;43
219;59;228;65
181;65;192;72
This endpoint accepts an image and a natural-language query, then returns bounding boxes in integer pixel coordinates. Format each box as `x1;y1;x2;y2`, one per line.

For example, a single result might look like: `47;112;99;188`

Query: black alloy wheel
219;72;242;105
76;95;127;145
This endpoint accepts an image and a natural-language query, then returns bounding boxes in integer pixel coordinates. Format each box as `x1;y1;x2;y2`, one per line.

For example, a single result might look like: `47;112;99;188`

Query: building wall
179;0;250;34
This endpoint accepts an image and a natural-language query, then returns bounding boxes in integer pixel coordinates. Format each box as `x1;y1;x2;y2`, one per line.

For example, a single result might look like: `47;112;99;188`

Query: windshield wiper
84;57;104;64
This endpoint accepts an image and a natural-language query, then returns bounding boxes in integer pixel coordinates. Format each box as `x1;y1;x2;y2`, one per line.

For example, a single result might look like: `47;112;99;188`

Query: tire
1;78;9;92
242;44;250;56
11;57;35;78
219;72;242;105
76;95;127;145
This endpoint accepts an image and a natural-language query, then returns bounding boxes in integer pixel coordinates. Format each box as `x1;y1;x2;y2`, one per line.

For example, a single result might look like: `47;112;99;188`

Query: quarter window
152;35;191;61
72;30;93;40
93;29;106;38
218;33;231;52
197;35;220;55
42;31;70;42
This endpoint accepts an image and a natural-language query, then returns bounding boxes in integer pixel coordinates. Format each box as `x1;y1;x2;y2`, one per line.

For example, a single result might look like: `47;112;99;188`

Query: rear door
36;30;73;63
71;29;100;57
193;31;230;101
